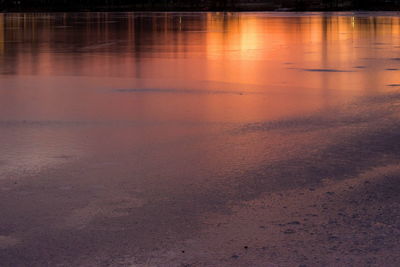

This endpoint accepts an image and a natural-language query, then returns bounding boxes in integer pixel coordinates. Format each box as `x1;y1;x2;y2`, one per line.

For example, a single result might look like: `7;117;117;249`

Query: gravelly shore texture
1;92;400;266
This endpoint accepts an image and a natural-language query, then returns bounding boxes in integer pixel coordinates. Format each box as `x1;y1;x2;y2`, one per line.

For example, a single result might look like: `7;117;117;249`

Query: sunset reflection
0;13;400;124
2;12;400;267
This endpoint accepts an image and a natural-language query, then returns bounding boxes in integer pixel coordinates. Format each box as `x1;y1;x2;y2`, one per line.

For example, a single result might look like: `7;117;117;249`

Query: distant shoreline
1;4;400;13
2;8;400;13
2;0;400;12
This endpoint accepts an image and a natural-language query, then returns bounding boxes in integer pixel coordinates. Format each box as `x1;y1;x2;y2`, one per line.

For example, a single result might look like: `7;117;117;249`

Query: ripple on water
302;68;354;73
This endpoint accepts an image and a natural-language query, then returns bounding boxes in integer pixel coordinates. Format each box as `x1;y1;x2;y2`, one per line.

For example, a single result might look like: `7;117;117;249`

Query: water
0;12;400;266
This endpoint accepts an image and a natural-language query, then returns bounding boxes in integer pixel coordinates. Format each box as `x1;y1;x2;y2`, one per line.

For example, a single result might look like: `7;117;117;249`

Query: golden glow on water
2;13;400;267
0;13;399;123
0;12;399;178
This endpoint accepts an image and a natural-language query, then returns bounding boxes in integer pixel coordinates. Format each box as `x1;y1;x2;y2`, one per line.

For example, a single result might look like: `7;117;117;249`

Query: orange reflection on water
0;13;399;123
1;12;400;177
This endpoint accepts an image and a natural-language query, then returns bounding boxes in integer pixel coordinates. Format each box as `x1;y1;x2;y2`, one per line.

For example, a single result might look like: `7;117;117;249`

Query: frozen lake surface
0;12;400;266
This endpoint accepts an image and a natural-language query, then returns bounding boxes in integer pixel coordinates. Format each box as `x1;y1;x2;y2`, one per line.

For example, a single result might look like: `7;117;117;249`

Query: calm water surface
1;12;399;174
0;12;400;266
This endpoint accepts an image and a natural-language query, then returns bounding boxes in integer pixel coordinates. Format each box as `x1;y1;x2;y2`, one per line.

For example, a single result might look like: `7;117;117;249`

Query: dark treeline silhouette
1;0;399;11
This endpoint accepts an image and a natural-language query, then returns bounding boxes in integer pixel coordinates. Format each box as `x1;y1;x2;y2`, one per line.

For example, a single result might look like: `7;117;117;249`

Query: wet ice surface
0;12;400;266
